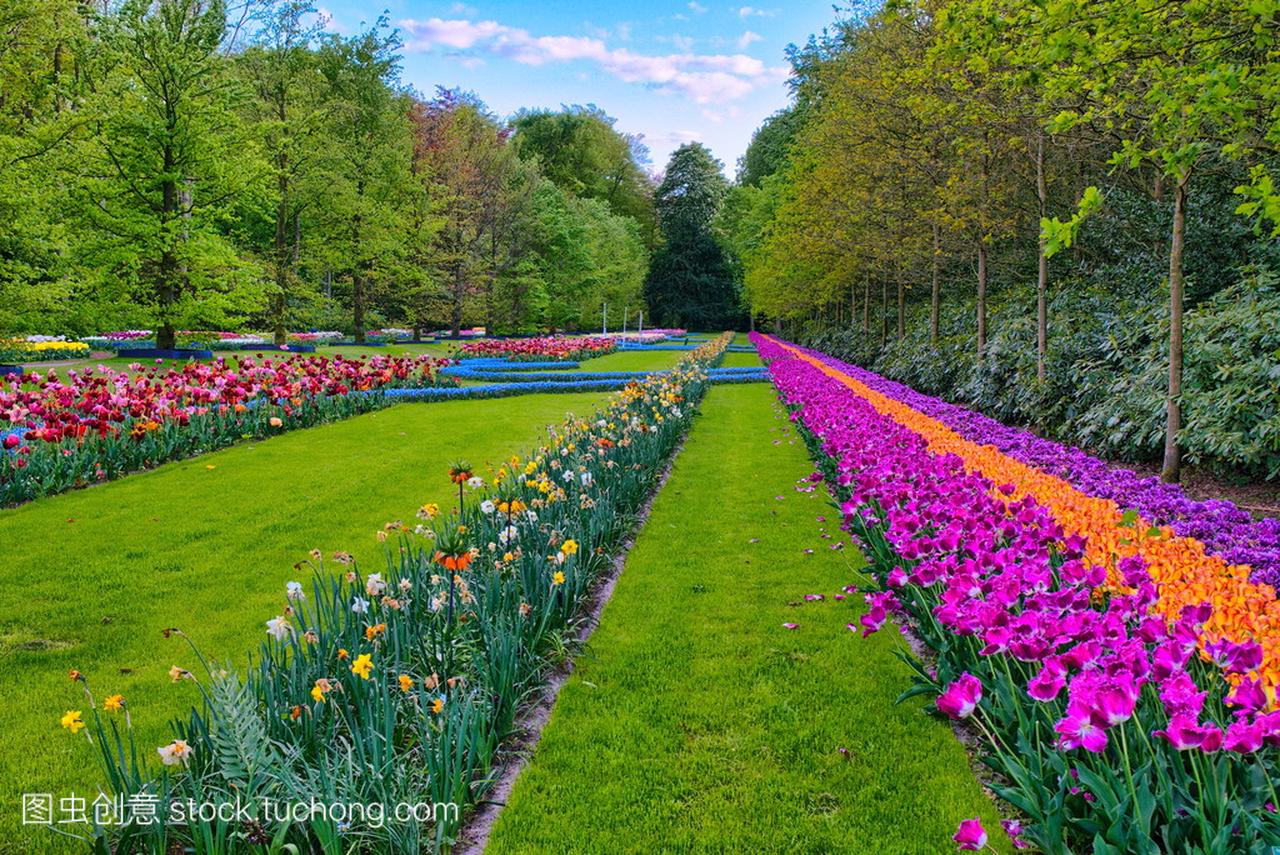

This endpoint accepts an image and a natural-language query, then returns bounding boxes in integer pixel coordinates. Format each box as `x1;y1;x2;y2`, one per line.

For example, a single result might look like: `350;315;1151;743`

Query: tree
645;143;742;330
237;0;328;344
312;18;410;342
511;105;656;243
79;0;265;349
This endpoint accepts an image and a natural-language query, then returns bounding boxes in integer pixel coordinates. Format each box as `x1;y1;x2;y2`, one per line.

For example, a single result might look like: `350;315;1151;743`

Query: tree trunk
880;278;888;346
930;221;940;346
862;275;870;333
1036;132;1048;382
976;242;987;358
1161;177;1188;483
452;265;464;337
273;150;289;346
157;145;179;351
352;269;366;343
850;282;857;329
896;270;905;341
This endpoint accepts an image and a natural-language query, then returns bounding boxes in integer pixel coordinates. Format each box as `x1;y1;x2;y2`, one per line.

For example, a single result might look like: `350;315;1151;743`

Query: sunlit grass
486;383;1010;854
1;392;608;852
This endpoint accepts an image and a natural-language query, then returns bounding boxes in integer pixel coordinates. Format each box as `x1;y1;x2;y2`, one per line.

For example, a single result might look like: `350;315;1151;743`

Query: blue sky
315;1;841;175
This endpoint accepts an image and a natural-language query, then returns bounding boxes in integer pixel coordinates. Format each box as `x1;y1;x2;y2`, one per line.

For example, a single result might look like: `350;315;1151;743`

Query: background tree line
0;0;694;347
721;0;1280;483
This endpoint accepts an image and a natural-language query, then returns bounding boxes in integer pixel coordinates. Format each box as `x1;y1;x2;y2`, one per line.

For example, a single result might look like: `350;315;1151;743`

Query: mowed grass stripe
1;392;609;854
484;383;1010;854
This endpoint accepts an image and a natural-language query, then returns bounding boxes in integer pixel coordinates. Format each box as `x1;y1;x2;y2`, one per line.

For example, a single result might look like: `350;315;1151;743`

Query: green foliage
511;105;656;242
645;143;744;330
0;3;659;340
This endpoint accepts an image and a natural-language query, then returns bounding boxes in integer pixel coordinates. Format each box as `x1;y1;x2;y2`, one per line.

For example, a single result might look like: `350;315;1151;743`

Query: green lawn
0;392;609;853
485;383;1010;854
578;348;687;372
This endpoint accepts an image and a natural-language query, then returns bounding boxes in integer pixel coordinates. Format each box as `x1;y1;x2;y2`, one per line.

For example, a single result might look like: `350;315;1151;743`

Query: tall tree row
725;0;1280;483
0;0;654;339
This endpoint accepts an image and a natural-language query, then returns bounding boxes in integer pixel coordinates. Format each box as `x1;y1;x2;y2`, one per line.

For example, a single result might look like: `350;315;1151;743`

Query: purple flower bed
782;339;1280;588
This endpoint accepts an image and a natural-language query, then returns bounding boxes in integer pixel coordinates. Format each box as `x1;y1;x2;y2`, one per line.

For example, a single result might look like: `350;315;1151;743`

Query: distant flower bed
63;334;734;852
603;329;686;343
459;336;617;362
83;330;152;347
288;331;343;344
368;328;413;342
0;338;90;363
0;353;452;505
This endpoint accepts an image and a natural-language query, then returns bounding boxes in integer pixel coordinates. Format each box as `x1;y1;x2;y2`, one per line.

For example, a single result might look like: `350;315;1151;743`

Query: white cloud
399;17;784;104
736;30;763;50
688;1;708;12
737;6;776;17
660;33;696;51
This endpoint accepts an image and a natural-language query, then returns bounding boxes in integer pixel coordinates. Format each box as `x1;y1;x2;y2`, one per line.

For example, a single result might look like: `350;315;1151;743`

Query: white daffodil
480;499;496;514
157;740;193;766
365;573;386;596
286;581;305;600
266;616;292;640
580;472;593;487
351;596;370;614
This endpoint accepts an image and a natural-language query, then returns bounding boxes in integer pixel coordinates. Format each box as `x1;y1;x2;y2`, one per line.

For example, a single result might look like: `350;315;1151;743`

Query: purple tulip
937;673;983;720
952;818;988;851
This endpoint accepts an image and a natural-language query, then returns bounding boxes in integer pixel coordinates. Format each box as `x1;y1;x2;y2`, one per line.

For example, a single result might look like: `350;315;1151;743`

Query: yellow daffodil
60;710;84;734
398;674;414;693
552;571;566;586
103;694;124;712
561;539;578;555
351;653;374;680
430;698;445;714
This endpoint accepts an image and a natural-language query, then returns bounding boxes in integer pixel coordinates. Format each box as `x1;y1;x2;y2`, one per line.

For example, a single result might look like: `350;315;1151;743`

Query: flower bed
288;331;344;344
816;347;1280;588
754;332;1280;853
0;338;91;363
0;354;452;506
62;334;734;852
82;330;152;349
458;336;617;362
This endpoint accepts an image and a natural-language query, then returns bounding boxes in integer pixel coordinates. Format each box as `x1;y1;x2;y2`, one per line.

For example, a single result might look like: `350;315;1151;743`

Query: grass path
1;392;609;853
484;383;1011;854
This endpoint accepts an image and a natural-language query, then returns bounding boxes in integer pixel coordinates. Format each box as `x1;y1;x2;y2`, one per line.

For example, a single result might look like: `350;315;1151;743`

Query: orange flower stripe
773;339;1280;697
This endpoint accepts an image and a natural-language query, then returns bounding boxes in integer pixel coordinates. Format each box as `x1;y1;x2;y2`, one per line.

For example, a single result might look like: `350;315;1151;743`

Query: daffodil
157;740;192;766
398;674;414;693
351;653;374;680
561;539;579;555
266;616;292;641
60;710;84;734
103;694;124;712
430;697;445;714
552;571;566;586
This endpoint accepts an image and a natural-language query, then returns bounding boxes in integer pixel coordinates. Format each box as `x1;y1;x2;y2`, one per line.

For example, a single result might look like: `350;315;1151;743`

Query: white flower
498;525;520;546
351;596;370;614
480;500;496;514
580;472;593;487
561;469;575;482
526;510;538;522
266;616;292;640
365;573;386;596
157;740;192;766
467;476;484;489
286;581;305;600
